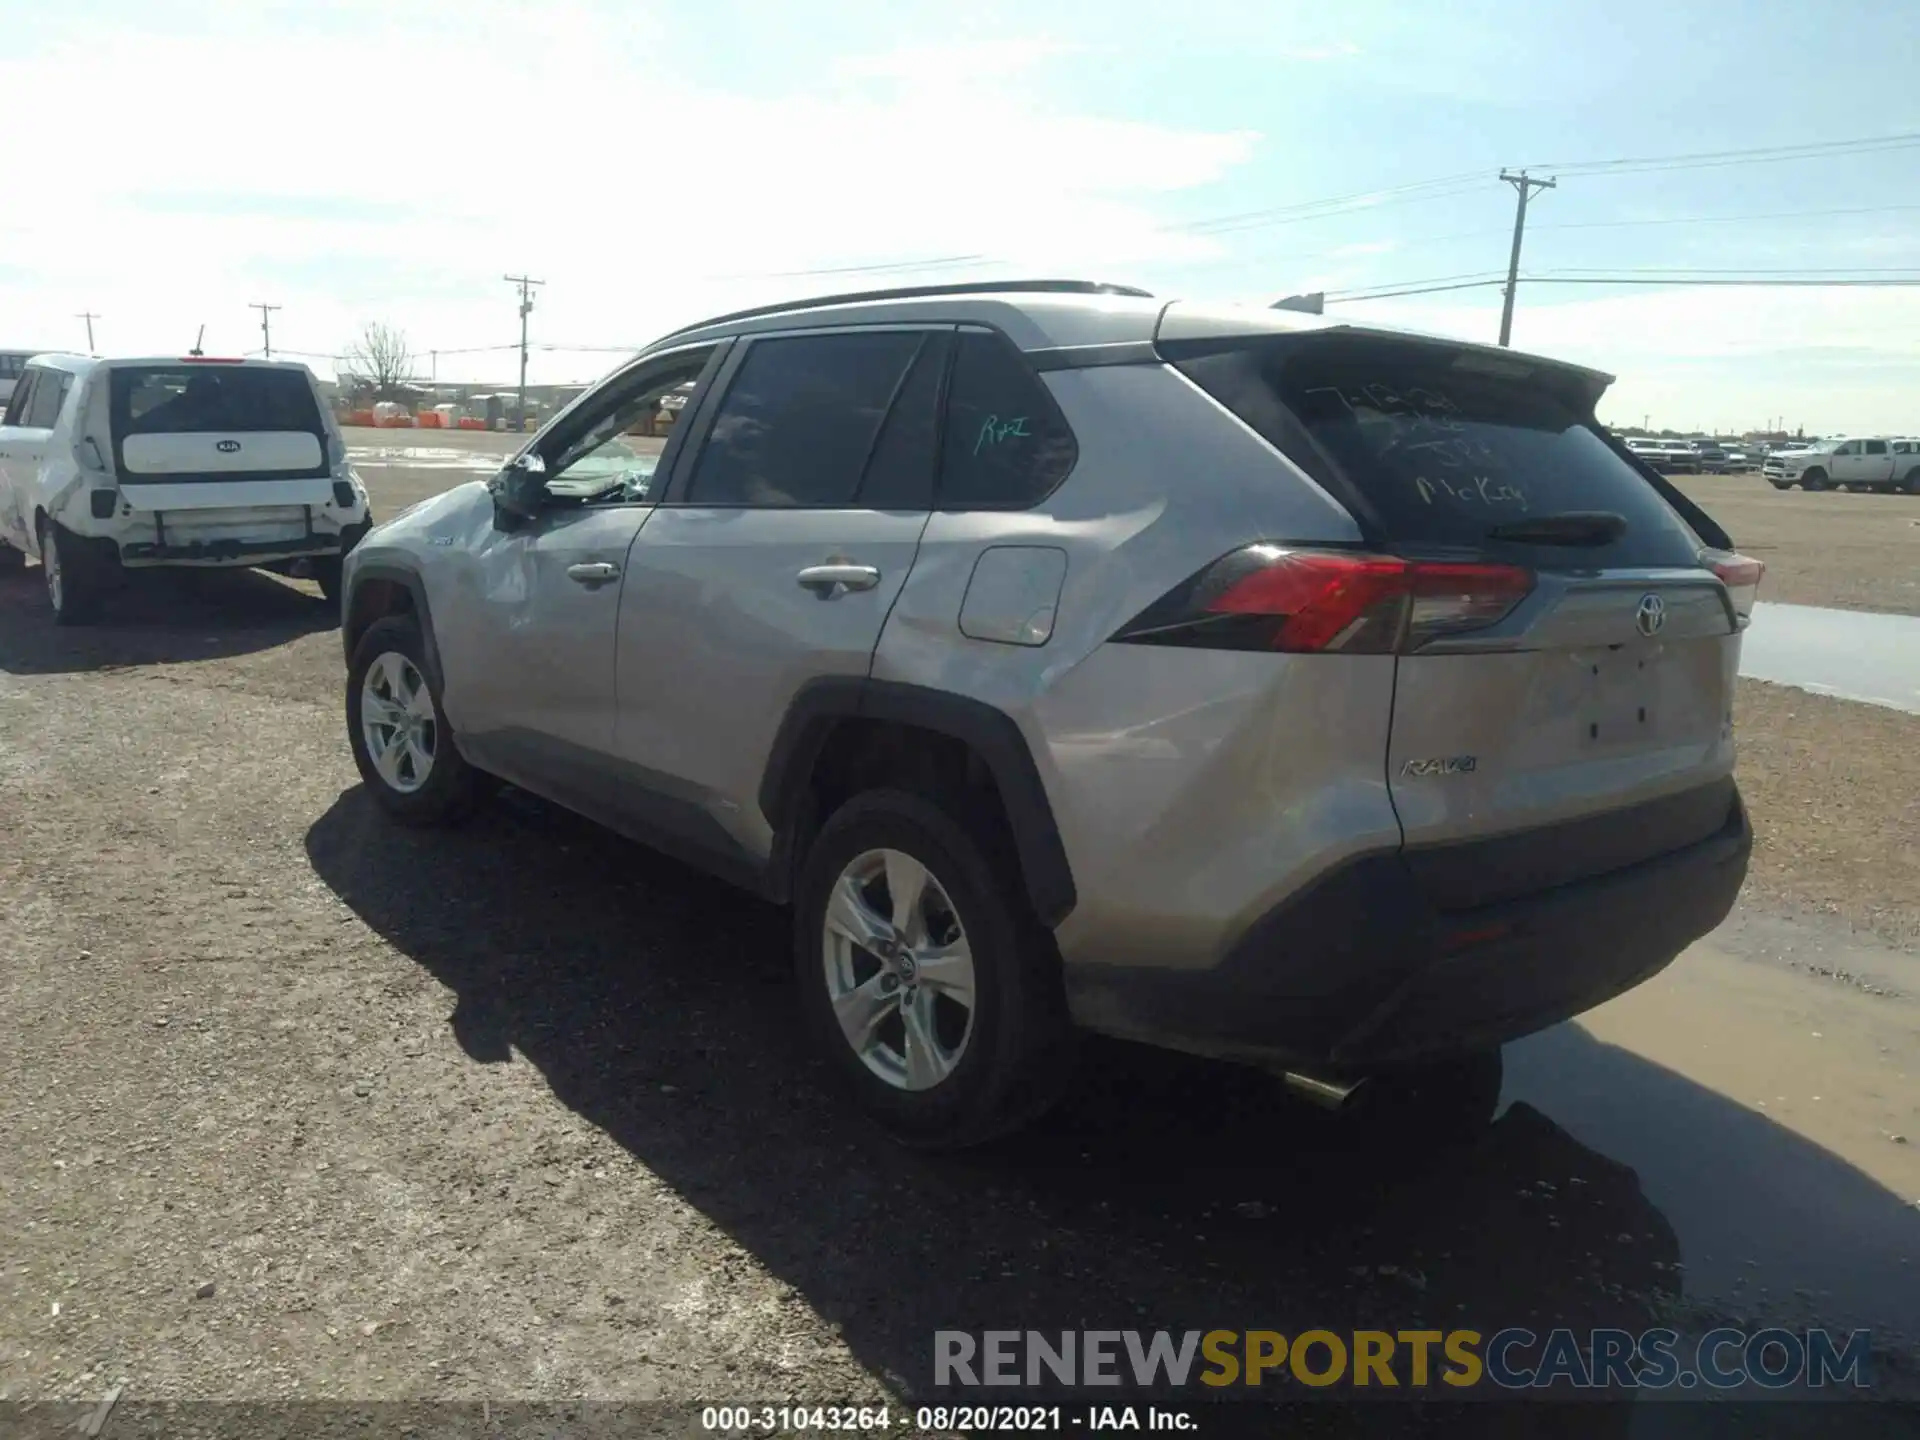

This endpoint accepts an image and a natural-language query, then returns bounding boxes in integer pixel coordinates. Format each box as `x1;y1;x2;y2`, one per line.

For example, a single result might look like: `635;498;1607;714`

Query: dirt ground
1734;679;1920;948
1;441;1917;1422
1672;473;1920;615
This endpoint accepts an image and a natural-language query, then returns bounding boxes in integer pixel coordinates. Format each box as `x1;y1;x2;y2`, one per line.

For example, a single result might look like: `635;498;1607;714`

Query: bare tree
343;322;414;401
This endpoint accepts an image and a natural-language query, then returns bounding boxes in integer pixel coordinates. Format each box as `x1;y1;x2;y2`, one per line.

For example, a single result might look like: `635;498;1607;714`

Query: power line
1323;274;1920;304
1526;129;1920;177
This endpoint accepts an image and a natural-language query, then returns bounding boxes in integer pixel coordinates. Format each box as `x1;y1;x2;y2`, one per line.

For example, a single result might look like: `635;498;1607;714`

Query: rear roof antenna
189;325;205;358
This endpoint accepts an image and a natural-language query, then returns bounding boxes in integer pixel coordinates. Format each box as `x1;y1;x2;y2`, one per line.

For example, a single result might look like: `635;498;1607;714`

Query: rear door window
26;371;71;429
1168;334;1706;569
686;331;925;508
3;369;38;427
936;329;1077;510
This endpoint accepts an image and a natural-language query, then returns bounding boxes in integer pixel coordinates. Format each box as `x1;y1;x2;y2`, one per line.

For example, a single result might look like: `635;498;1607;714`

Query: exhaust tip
1282;1070;1368;1110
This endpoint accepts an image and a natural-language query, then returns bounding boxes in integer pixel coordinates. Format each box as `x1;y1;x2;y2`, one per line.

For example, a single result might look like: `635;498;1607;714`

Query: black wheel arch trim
343;560;444;692
760;677;1077;927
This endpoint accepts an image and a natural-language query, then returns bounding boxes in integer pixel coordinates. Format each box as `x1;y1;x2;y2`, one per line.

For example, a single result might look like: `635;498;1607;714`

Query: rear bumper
1063;785;1751;1072
81;519;371;570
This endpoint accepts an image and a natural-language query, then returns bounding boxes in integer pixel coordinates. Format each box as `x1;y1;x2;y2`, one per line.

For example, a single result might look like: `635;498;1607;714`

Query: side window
1836;440;1861;456
539;347;717;505
27;372;71;429
3;369;40;428
686;331;924;507
937;329;1077;510
1864;439;1888;456
853;331;949;510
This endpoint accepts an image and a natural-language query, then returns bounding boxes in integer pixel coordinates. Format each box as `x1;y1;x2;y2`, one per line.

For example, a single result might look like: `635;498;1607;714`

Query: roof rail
653;278;1155;344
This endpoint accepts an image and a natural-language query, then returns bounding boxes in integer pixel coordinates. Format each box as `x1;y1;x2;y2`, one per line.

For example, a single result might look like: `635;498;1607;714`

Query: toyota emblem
1635;593;1667;637
216;439;242;453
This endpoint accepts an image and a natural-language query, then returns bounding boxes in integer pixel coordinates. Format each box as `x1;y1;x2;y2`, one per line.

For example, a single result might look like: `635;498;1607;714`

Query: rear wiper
1485;511;1627;546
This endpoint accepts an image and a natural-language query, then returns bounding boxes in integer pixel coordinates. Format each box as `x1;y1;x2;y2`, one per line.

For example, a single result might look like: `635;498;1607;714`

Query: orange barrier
417;411;444;428
341;408;377;427
457;417;488;430
377;415;416;428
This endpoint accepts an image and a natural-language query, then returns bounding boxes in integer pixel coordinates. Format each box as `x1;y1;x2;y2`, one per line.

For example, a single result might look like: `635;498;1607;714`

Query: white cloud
0;3;1256;383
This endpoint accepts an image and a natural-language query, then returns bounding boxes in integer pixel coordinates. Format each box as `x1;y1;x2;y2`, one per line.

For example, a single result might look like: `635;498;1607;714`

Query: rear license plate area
1577;647;1661;748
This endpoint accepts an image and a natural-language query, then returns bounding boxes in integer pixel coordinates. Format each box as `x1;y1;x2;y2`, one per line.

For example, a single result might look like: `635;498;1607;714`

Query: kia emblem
1635;593;1667;637
216;439;242;453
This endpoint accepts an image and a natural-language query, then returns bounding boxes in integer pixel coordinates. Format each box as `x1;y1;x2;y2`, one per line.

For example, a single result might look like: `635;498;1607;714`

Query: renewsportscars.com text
934;1328;1873;1392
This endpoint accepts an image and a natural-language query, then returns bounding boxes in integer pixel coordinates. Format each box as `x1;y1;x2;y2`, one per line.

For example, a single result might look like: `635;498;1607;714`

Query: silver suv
338;280;1760;1148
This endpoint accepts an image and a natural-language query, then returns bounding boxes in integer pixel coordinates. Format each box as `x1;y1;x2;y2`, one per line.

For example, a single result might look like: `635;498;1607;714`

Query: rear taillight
1707;550;1764;621
1113;547;1535;655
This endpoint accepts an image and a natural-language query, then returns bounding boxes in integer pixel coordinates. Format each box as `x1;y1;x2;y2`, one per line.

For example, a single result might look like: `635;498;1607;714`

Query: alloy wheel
821;848;977;1092
359;651;437;794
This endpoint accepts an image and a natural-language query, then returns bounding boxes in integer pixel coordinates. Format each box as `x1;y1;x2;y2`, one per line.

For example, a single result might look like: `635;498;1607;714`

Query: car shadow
304;784;1920;1423
0;562;333;675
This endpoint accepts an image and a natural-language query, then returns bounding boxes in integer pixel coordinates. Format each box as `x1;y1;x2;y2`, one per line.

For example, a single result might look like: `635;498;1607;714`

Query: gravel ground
1;444;1916;1424
1734;679;1920;948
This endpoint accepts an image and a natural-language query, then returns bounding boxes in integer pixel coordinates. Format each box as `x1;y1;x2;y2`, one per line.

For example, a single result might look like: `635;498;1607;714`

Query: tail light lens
1113;546;1535;655
1706;550;1764;621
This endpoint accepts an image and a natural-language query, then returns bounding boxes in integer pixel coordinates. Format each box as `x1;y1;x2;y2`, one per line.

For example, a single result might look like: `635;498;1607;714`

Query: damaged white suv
0;353;373;623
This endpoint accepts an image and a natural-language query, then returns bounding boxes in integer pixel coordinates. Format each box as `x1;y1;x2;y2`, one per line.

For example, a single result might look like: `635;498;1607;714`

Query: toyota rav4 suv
338;280;1759;1148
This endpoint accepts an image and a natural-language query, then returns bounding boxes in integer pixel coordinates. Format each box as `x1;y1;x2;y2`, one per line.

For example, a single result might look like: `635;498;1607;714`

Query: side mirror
490;452;549;521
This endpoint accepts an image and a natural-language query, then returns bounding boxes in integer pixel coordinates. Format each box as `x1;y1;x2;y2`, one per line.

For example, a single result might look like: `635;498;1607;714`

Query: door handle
796;563;880;596
566;561;620;585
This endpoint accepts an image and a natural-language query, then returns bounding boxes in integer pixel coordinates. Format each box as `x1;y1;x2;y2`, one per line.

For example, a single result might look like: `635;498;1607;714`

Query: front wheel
1800;469;1828;492
346;615;484;825
793;789;1070;1149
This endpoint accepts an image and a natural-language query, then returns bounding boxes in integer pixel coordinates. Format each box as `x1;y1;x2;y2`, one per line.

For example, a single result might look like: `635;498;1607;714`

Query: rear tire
346;615;484;826
311;555;343;606
39;518;105;626
793;788;1071;1149
1903;468;1920;496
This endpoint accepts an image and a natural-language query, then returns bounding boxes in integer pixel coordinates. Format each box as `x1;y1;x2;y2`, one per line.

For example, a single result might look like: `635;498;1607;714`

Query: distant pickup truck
1622;437;1698;473
1762;436;1920;494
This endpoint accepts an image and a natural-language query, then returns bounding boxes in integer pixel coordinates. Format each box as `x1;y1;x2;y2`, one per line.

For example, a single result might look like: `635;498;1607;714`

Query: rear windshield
1169;335;1708;569
111;366;323;436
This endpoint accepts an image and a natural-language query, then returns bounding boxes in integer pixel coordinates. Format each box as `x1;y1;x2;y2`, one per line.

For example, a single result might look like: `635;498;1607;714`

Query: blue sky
4;0;1917;431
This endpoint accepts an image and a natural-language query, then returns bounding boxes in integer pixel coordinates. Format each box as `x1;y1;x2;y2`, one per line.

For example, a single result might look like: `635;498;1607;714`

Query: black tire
1800;468;1828;492
1902;468;1920;496
345;615;484;826
793;788;1071;1149
311;555;343;605
39;518;105;626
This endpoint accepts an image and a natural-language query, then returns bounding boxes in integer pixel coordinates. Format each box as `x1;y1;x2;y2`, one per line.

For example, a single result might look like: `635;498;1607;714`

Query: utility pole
504;274;544;431
250;302;281;358
430;350;438;385
76;312;100;351
1497;170;1556;348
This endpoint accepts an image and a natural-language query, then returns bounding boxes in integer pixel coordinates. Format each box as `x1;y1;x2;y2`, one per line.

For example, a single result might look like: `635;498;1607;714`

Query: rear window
1170;336;1707;569
110;365;323;436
